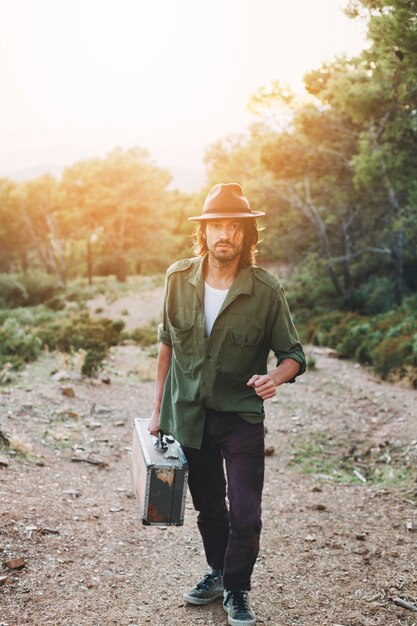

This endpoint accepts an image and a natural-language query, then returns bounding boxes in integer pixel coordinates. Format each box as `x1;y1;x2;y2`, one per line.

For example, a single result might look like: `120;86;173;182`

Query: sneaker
183;569;224;605
223;590;256;626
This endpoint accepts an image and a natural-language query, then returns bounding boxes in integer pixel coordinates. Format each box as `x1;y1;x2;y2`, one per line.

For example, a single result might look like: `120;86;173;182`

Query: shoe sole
183;591;224;605
223;604;256;626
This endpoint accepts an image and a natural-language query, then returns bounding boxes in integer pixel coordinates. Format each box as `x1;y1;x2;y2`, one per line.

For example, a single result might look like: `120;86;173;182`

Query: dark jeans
183;410;265;591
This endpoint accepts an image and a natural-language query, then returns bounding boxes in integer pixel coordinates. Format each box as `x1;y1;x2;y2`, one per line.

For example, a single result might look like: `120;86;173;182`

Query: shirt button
206;355;211;360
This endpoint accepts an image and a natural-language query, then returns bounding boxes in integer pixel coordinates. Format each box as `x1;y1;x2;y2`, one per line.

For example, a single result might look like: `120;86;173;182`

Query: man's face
204;219;245;264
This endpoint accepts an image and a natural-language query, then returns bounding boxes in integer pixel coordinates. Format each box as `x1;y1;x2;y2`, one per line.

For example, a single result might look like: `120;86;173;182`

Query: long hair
191;219;260;267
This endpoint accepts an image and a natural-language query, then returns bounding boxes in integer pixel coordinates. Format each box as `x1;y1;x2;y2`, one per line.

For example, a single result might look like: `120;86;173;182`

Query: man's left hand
247;374;277;400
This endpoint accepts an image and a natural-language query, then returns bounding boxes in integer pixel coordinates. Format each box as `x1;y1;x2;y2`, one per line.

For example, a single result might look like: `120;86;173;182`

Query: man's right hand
148;411;160;436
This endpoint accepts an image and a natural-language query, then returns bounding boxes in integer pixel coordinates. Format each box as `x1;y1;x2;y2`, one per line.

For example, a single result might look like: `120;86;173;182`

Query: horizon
1;0;368;192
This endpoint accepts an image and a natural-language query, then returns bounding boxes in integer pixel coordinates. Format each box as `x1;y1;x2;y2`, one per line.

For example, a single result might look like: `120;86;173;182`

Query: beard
209;241;242;263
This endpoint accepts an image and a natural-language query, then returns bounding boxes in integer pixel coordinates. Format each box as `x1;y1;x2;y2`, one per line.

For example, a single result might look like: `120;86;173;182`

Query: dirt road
1;326;416;625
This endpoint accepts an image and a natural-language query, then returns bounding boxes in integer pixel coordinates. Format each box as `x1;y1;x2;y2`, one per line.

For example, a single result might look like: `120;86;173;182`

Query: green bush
0;275;27;308
0;305;55;327
38;313;125;376
0;318;42;369
304;296;417;383
129;321;158;347
20;271;63;305
0;272;64;308
353;276;396;314
373;335;415;379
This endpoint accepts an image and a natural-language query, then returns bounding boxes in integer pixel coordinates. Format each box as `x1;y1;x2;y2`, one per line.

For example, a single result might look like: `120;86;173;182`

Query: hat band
203;207;251;215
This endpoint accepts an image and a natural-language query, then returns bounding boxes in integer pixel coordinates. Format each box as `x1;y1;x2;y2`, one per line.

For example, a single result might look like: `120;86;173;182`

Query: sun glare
0;0;367;178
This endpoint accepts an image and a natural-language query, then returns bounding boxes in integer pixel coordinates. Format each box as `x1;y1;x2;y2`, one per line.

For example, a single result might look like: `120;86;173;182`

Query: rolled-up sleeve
271;287;306;382
157;274;172;346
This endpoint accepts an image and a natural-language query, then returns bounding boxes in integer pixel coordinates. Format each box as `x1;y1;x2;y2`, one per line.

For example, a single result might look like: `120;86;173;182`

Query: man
149;183;305;626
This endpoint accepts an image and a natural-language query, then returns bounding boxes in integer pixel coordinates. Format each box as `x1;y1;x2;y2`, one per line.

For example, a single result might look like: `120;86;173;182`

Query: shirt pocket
169;321;195;373
222;326;264;376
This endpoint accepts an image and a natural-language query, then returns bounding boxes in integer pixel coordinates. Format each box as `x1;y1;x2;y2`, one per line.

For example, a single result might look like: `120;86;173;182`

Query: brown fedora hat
188;183;265;221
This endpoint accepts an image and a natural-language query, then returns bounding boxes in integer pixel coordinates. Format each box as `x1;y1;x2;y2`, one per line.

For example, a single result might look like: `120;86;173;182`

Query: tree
310;0;417;304
61;147;173;281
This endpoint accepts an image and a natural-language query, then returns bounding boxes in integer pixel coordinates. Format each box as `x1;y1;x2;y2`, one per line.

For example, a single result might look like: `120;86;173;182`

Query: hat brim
188;211;265;221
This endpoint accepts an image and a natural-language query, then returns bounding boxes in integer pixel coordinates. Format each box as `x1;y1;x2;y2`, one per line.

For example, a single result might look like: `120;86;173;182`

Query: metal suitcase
131;418;188;526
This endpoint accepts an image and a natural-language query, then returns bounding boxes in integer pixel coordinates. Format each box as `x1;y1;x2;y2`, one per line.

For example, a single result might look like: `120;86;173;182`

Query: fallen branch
393;597;417;612
70;456;108;468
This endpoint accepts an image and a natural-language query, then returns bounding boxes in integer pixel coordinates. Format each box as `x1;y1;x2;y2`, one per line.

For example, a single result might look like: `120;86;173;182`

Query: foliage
129;321;159;348
291;430;417;487
38;313;125;376
0;271;64;308
304;296;417;384
0;305;125;377
0;318;42;369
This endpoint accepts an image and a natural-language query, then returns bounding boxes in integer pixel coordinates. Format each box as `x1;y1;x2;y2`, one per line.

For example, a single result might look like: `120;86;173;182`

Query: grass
67;274;165;304
290;431;417;491
0;433;36;462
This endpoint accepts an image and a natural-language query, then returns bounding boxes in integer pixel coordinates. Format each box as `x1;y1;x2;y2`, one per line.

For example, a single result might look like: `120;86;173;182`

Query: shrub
129;321;158;347
373;335;415;379
353;276;396;315
304;296;417;384
0;272;64;308
0;275;27;308
0;318;42;369
38;313;125;376
20;271;63;305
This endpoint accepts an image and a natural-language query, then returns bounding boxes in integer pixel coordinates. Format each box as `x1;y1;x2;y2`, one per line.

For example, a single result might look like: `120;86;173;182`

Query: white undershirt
204;282;229;336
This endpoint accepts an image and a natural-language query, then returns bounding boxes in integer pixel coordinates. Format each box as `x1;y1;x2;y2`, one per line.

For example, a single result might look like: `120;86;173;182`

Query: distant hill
1;163;66;182
1;162;206;193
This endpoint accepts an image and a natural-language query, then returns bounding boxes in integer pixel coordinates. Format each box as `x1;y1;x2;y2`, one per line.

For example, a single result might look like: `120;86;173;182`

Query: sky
0;0;368;190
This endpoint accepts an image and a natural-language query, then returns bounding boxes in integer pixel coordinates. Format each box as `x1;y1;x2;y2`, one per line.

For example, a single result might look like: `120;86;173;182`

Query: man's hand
247;374;277;400
247;359;301;400
148;410;160;436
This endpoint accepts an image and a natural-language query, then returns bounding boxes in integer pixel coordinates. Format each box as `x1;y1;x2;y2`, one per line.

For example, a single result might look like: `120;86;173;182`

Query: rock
63;489;82;497
100;374;111;385
51;370;71;382
60;386;75;398
0;457;9;468
0;429;11;447
312;504;326;511
6;557;26;569
113;420;125;427
57;410;80;420
92;404;111;415
109;506;124;513
264;446;275;457
0;574;9;585
326;349;343;359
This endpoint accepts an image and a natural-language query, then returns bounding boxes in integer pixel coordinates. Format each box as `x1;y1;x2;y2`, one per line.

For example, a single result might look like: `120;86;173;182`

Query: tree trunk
116;254;127;282
391;230;404;306
288;178;344;298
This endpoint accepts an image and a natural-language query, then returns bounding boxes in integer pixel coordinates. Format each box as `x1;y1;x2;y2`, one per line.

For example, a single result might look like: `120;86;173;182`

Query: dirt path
1;307;417;625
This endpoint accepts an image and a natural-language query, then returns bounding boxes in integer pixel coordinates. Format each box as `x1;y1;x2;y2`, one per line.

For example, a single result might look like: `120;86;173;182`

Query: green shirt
158;255;306;449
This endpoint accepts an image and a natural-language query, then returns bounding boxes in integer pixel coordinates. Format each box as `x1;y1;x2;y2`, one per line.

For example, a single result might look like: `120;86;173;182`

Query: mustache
215;240;234;247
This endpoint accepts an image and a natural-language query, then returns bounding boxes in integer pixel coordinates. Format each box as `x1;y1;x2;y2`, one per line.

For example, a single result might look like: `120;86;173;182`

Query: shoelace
196;573;219;590
225;591;249;612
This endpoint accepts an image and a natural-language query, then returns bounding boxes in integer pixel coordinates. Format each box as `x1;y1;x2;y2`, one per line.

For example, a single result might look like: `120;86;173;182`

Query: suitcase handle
154;429;174;453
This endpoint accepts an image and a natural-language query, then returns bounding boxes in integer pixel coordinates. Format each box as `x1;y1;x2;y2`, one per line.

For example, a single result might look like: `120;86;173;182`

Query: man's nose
218;226;232;238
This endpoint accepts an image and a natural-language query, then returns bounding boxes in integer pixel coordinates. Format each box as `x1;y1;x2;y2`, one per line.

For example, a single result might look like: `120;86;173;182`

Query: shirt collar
187;254;254;298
